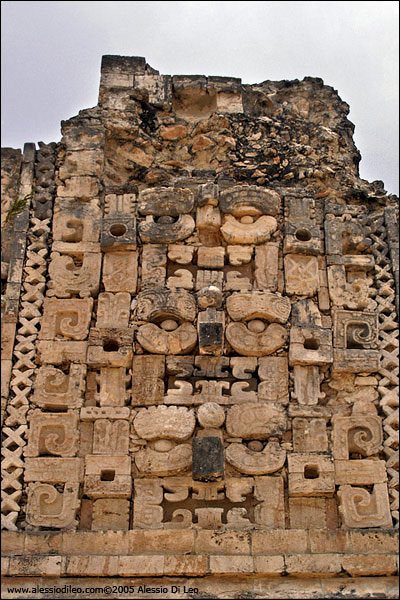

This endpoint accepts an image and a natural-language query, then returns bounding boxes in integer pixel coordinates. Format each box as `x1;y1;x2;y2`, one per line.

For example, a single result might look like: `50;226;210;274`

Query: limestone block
132;479;163;528
194;530;251;554
289;497;327;528
135;287;196;322
332;415;383;459
197;247;225;268
324;213;371;257
338;483;393;528
230;357;257;379
95;367;130;406
289;326;333;366
47;252;101;298
285;553;342;576
225;270;252;291
292;418;328;452
84;455;132;498
196;204;221;233
25;411;79;457
58;149;103;180
166;355;194;377
24;458;84;482
57;176;99;199
135;444;192;476
139;214;195;243
92;499;130;531
196;269;224;291
26;482;80;528
327;265;375;310
253;476;285;528
258;357;289;404
92;419;130;454
102;252;138;293
134;406;195;440
289;405;332;419
288;454;335;497
80;407;130;420
334;459;387;484
36;341;88;365
53;199;101;243
226;439;286;475
226;291;291;324
104;193;136;216
284;224;322;256
332;309;379;372
226;321;287;356
131;355;165;406
198;308;224;355
101;216;136;251
226;403;287;439
254;243;278;291
228;245;253;266
141;245;167;287
342;554;398;576
167;244;194;264
291;365;324;405
138;187;194;216
284;254;319;296
167;268;194;290
96;292;131;328
39;298;93;340
221;214;277;245
219;185;281;216
32;364;86;410
194;356;230;378
86;345;132;368
137;322;197;354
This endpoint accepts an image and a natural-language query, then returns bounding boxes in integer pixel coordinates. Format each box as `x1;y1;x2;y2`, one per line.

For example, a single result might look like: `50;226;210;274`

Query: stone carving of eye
160;319;179;331
247;319;266;333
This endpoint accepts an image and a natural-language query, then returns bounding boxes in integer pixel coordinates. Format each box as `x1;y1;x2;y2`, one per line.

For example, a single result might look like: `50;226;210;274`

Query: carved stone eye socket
103;339;119;352
160;319;178;331
304;465;319;479
109;223;127;237
152;439;174;452
295;228;312;241
247;319;266;333
240;215;254;224
100;469;115;481
304;338;319;350
156;215;177;224
247;440;264;452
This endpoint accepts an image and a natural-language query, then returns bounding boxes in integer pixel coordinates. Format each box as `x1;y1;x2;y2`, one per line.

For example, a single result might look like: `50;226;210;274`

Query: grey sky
1;0;398;195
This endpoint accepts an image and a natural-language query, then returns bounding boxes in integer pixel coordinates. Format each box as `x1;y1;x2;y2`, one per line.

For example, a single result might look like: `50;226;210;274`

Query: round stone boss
197;402;225;428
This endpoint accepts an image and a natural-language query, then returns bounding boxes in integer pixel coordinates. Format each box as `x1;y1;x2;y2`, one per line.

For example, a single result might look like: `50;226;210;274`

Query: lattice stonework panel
1;56;399;593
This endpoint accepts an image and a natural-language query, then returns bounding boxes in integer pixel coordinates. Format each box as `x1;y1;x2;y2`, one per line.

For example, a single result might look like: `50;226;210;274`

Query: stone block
92;499;130;531
289;497;327;528
118;555;164;576
334;459;387;485
164;555;208;576
342;555;397;576
62;531;129;555
127;529;195;555
24;533;63;555
288;454;335;497
209;555;254;574
197;246;225;268
102;251;138;293
285;553;342;576
254;555;285;575
8;556;64;577
252;530;308;555
192;435;224;481
84;455;132;498
1;532;24;555
66;555;119;576
195;531;250;554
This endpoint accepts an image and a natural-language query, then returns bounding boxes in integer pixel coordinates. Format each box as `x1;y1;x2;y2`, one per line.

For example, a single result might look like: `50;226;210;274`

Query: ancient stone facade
1;55;398;598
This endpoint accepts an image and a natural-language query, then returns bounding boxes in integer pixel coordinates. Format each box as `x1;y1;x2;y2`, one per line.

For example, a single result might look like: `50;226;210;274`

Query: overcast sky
1;0;398;195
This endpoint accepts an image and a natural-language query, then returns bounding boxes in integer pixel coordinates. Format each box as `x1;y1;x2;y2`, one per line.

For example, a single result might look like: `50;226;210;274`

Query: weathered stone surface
2;54;398;591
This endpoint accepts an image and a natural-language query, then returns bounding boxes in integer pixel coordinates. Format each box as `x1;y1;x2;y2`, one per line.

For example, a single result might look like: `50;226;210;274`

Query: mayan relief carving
1;56;398;592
